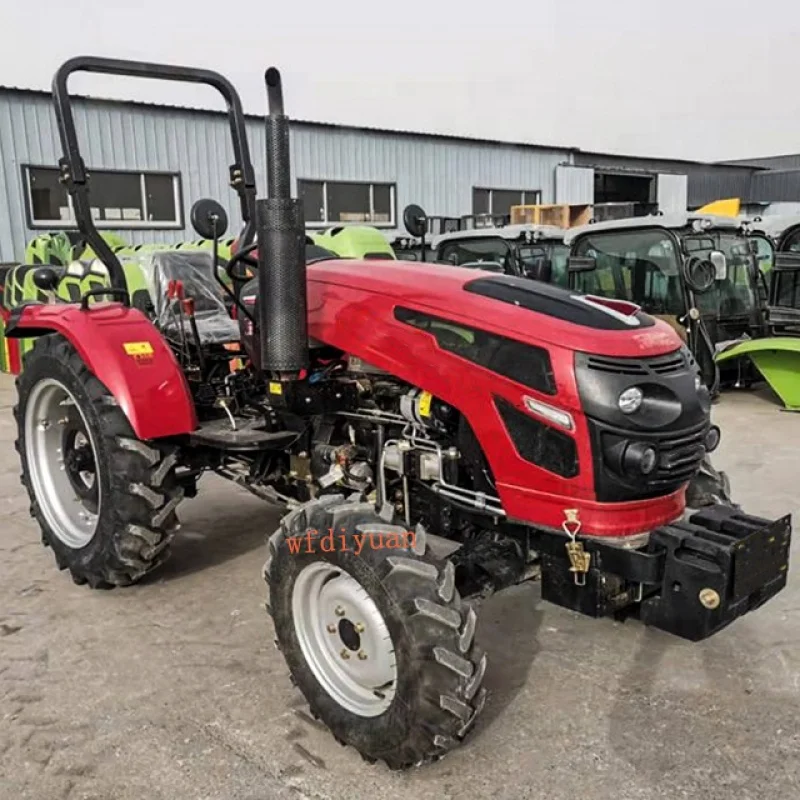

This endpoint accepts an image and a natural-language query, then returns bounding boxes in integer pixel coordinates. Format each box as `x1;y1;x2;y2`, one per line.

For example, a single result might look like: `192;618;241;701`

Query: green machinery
561;212;800;409
0;224;396;374
714;214;800;410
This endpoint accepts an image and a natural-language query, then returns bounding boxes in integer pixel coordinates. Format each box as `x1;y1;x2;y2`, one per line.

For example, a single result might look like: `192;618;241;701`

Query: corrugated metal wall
725;154;800;170
0;90;571;261
750;170;800;203
554;165;594;204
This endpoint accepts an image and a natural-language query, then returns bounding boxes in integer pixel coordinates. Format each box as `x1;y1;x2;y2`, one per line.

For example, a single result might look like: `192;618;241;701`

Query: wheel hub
24;378;101;549
63;427;98;508
337;618;361;652
292;562;397;717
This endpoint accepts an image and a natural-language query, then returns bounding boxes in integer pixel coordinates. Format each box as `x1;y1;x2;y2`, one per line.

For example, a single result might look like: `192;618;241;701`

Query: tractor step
189;417;298;451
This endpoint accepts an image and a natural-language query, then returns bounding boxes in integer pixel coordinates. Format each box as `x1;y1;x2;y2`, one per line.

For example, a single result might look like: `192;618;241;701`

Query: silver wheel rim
24;378;101;549
292;562;397;717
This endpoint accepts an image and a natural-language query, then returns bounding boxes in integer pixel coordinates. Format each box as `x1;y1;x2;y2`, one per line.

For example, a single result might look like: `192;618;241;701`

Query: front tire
265;495;487;769
14;334;184;588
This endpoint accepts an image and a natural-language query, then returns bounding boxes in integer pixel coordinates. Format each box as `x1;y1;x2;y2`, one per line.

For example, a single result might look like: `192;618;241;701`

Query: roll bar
52;56;257;290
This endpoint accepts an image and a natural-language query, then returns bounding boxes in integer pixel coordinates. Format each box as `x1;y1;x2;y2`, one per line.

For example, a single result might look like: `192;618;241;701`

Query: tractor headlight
705;425;721;452
623;442;658;475
618;386;643;415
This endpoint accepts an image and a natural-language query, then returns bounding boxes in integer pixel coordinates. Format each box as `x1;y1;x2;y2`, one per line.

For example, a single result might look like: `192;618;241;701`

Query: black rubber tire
685;455;737;509
265;494;487;770
14;333;184;588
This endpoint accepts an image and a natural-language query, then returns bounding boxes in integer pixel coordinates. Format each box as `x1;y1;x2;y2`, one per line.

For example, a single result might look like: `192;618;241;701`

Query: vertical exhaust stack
258;67;308;376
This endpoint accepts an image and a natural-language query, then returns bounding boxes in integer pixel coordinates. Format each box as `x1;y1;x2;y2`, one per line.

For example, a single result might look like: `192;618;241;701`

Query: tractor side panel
6;303;197;440
306;278;684;536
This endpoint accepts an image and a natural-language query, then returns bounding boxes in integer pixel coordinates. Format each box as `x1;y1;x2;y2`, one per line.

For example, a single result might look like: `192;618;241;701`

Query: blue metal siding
0;90;570;262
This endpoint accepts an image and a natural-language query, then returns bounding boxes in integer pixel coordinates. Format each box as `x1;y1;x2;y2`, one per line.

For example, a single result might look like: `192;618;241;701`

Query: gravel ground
1;374;799;800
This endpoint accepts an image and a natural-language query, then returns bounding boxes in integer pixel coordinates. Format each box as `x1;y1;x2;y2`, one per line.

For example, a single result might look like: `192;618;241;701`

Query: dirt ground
1;373;799;800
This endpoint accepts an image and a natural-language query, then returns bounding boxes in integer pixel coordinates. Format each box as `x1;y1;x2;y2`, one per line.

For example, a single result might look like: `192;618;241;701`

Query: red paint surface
11;303;197;440
10;258;691;535
306;260;687;536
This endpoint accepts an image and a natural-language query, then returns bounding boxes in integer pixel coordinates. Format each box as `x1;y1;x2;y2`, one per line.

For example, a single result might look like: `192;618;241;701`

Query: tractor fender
6;302;198;440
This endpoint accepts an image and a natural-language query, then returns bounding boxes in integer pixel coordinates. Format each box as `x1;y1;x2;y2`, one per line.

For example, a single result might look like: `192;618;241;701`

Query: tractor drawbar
257;66;308;375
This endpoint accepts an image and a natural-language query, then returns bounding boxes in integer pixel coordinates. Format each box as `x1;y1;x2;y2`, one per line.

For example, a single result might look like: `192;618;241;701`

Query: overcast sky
2;0;798;162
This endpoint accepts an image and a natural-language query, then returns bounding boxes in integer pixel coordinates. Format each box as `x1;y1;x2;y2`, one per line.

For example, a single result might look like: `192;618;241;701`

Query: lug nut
327;624;336;634
354;622;365;633
340;648;350;660
335;606;345;617
357;651;367;660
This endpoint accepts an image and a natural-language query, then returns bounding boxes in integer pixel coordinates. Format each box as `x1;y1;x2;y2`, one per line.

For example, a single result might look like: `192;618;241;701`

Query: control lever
182;295;206;375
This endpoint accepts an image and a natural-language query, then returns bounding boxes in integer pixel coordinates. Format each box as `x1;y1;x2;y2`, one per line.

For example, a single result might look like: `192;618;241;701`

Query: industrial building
2;85;800;262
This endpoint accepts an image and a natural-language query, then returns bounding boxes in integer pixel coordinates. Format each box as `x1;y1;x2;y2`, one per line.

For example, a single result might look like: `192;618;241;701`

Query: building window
23;165;183;229
472;188;542;217
298;180;395;227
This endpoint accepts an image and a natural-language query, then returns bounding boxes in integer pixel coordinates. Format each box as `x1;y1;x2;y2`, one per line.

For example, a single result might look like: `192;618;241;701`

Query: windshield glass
781;226;800;253
751;234;774;274
437;237;513;273
517;243;570;286
683;232;757;318
572;229;684;315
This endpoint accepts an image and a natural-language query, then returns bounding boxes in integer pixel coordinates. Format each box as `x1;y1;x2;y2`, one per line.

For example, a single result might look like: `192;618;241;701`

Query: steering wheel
224;236;325;285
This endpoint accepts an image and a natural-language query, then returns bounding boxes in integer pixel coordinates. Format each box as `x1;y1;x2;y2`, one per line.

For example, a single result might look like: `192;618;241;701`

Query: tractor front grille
588;417;709;503
585;348;688;378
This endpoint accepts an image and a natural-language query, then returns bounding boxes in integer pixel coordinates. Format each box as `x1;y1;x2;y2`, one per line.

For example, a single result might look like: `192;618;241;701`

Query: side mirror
190;198;229;240
682;255;716;294
709;250;727;280
403;204;427;238
567;256;596;272
32;266;60;292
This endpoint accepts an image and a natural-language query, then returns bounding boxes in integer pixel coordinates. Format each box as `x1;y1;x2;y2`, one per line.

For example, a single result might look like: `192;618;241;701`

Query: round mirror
190;198;229;240
403;204;427;238
32;266;60;292
683;256;716;294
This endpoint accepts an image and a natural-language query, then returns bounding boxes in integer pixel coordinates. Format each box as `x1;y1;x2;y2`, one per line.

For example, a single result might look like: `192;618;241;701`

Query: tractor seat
150;251;240;345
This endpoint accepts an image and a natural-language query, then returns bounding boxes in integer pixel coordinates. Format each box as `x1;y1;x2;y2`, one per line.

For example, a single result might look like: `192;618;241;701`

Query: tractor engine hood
307;260;682;359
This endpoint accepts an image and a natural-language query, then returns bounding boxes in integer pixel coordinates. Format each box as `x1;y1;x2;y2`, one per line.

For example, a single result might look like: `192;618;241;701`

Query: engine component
346;355;389;375
313;442;374;492
399;388;455;430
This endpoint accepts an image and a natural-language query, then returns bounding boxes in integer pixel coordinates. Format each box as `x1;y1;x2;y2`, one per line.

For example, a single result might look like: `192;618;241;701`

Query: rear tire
265;495;487;769
14;334;184;588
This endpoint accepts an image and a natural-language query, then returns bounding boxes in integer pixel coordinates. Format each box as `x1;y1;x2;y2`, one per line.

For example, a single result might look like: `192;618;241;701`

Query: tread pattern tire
14;333;183;588
265;494;487;769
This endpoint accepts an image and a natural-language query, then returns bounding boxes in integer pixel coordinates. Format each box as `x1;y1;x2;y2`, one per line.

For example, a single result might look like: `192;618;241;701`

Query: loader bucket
716;337;800;410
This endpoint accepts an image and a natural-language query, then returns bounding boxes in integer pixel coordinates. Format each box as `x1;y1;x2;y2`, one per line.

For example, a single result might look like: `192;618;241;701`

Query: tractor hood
307;259;682;359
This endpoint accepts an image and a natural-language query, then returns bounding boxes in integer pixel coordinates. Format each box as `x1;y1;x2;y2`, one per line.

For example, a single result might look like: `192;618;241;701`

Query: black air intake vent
585;356;648;376
586;349;688;378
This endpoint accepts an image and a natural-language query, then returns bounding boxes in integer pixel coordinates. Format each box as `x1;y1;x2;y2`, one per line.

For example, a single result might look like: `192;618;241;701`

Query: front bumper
639;505;791;641
538;504;791;642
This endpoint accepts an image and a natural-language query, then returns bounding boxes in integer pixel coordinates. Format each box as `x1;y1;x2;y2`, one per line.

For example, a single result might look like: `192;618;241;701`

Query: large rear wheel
14;334;184;588
265;495;487;769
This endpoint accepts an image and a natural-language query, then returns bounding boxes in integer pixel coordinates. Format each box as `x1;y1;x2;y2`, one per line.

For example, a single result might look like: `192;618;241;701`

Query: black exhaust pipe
257;67;308;375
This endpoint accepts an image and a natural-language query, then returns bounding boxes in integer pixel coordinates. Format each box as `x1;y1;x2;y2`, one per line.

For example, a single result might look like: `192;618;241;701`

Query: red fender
7;302;197;440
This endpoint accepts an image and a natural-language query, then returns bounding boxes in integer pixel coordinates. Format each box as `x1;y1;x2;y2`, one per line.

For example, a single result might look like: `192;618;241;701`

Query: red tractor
9;57;792;770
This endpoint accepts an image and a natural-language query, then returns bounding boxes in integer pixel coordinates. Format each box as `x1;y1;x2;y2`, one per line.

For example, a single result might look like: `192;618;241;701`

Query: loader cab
432;224;569;284
565;214;765;390
747;215;800;335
